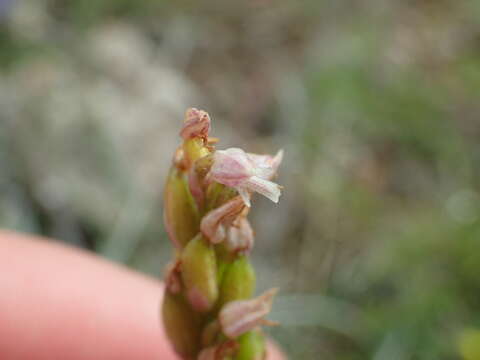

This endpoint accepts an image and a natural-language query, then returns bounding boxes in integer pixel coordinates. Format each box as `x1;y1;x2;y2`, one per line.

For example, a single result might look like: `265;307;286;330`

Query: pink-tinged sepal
208;148;253;186
208;147;283;207
219;288;278;339
247;149;284;180
200;196;246;244
180;108;211;140
225;217;255;254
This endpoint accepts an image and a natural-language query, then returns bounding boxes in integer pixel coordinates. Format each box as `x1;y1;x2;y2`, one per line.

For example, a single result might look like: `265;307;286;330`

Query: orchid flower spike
180;108;211;140
208;148;283;207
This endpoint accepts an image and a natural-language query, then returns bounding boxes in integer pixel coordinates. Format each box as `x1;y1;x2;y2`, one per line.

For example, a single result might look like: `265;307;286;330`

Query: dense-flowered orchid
208;148;283;207
162;109;282;359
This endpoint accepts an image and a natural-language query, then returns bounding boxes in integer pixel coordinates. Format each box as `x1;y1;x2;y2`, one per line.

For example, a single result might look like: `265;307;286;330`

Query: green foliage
1;1;480;359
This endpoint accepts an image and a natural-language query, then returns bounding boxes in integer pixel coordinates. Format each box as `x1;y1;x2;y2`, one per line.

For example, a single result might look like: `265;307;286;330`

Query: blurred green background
1;1;480;359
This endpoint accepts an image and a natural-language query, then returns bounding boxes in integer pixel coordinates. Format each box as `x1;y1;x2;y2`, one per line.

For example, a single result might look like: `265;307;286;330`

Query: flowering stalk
161;108;283;360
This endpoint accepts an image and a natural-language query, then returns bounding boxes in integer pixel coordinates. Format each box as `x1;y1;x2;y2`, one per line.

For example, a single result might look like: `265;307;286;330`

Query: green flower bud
181;234;219;312
162;292;201;358
219;256;256;307
164;168;199;248
234;330;266;360
183;138;211;169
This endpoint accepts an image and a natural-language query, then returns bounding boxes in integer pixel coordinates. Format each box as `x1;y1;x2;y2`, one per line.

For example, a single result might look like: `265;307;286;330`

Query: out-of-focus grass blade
271;294;366;338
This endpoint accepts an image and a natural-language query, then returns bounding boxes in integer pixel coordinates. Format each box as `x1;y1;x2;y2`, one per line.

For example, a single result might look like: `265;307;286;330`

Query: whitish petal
236;187;252;207
244;176;281;203
247;149;284;180
209;148;254;187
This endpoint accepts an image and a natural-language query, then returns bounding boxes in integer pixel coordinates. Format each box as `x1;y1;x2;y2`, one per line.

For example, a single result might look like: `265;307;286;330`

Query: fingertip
267;339;287;360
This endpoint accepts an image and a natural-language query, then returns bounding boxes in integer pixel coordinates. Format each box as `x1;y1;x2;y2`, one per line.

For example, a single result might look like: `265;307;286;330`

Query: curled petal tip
244;176;282;204
273;149;284;171
180;108;211;140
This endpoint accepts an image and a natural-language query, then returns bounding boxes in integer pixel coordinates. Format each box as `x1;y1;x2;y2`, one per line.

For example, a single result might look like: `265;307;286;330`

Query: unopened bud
183;137;211;170
234;330;266;360
219;256;256;307
181;234;219;312
161;292;201;358
219;288;278;339
163;168;200;248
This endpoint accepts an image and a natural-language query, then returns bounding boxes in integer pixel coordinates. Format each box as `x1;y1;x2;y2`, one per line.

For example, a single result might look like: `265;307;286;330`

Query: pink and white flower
208;148;283;207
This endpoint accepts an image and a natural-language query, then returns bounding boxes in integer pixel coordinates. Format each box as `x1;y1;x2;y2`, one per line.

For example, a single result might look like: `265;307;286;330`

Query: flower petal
219;288;278;339
236;187;252;207
247;149;284;180
200;196;246;243
243;176;281;203
209;148;254;187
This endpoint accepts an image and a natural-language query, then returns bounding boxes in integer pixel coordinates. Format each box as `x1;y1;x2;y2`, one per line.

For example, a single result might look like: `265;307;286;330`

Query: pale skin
0;230;284;359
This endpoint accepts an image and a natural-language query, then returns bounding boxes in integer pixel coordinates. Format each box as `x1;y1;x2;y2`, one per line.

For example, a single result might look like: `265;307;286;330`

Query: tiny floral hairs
161;108;283;359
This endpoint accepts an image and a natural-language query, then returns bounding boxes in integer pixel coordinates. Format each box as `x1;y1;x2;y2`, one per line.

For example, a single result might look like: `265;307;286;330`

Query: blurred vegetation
1;1;480;359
